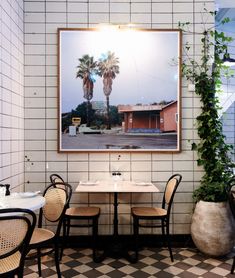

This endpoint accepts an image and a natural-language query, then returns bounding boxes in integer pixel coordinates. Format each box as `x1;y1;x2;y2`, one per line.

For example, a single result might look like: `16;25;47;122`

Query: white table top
76;180;159;193
0;194;45;211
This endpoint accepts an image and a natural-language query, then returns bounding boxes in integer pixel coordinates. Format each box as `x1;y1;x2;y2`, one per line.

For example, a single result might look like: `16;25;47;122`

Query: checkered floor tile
24;247;235;277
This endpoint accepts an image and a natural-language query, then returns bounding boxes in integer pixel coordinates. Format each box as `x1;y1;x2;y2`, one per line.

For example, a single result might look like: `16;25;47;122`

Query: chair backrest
0;208;36;273
50;174;67;191
162;174;182;214
38;183;72;235
50;173;65;184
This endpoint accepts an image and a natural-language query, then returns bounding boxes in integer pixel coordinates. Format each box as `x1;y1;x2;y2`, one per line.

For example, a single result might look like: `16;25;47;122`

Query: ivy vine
179;15;235;202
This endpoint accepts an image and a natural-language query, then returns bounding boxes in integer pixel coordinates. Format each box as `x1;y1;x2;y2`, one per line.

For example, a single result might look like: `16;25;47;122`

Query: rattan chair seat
0;251;20;274
65;207;100;217
132;207;167;217
30;228;55;245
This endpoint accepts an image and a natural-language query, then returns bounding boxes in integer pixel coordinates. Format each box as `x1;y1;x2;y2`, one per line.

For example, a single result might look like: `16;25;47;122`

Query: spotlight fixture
97;23;136;31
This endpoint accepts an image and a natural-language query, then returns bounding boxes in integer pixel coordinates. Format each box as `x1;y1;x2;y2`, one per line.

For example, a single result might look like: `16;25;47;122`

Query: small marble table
0;194;45;211
76;180;159;262
76;180;159;193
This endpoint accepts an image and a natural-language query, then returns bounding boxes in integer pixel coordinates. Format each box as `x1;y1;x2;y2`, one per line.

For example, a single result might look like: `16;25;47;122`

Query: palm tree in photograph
76;54;98;127
98;51;120;129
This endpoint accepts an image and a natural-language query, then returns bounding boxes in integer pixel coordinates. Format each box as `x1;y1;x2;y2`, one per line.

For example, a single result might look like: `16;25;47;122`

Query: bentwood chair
131;174;182;262
228;180;235;274
26;183;72;278
0;208;36;278
50;174;65;185
50;173;101;262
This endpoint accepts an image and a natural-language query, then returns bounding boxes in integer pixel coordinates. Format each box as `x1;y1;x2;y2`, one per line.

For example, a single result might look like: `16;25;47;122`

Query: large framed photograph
58;28;182;152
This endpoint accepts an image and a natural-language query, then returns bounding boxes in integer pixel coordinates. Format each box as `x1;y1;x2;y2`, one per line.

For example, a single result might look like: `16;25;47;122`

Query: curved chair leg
66;218;71;238
133;217;139;262
55;241;62;278
161;219;166;247
92;217;98;261
166;220;173;262
231;257;235;273
60;217;71;260
18;268;24;278
60;218;67;260
37;248;42;277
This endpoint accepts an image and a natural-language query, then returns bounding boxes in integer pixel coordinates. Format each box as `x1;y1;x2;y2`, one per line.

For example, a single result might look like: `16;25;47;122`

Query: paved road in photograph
61;133;177;150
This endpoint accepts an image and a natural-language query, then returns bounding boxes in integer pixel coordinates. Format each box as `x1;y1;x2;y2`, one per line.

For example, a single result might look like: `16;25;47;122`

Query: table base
94;237;137;263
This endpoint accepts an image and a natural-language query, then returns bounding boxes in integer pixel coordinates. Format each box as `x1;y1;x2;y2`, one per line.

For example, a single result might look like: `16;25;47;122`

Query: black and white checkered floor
24;247;235;277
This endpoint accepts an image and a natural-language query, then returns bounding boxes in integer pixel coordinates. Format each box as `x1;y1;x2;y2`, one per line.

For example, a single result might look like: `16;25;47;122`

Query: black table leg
94;192;137;263
113;192;119;237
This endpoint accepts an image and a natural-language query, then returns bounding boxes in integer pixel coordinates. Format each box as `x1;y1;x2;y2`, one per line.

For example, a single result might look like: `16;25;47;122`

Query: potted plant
179;16;235;256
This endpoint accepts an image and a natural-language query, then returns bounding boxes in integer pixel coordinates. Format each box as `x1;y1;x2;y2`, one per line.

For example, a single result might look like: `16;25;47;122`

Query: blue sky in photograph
60;29;180;113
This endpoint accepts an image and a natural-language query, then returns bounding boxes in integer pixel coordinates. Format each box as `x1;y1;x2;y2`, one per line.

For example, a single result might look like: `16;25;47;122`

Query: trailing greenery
179;17;235;202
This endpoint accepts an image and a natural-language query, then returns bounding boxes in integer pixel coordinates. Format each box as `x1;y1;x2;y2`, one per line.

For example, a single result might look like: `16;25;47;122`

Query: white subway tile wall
0;0;25;191
0;0;215;235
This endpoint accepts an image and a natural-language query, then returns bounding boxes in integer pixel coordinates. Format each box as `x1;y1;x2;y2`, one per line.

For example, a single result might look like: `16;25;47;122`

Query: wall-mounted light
97;23;120;32
97;23;136;32
125;23;136;29
223;51;235;67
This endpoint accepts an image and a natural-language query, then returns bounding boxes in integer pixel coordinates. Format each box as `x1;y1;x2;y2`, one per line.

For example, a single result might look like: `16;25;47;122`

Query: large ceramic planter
191;200;235;256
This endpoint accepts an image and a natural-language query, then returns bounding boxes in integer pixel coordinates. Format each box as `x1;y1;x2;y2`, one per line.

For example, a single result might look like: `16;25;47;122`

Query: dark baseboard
61;234;195;249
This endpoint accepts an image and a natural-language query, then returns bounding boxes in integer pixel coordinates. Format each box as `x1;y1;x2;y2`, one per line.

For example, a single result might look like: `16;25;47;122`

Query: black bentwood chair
131;173;182;262
0;208;36;278
50;174;65;185
26;183;72;278
50;174;101;262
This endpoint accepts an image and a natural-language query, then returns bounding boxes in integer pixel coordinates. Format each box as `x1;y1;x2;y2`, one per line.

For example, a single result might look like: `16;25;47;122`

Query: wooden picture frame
58;28;182;152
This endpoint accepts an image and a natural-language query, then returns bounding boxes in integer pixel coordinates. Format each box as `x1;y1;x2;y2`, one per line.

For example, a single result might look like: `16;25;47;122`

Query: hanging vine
179;15;235;202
